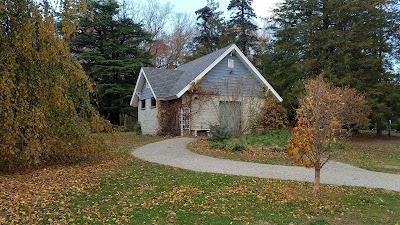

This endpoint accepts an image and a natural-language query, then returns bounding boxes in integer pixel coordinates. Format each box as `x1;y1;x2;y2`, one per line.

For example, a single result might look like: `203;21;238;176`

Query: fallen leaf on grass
0;153;127;224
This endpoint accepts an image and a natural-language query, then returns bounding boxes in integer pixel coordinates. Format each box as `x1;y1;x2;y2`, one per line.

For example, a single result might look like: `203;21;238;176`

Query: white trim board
130;68;158;107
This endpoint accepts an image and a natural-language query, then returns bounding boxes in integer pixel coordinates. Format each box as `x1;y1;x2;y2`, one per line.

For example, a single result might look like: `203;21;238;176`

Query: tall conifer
260;0;400;133
192;0;226;57
227;0;258;56
71;0;152;125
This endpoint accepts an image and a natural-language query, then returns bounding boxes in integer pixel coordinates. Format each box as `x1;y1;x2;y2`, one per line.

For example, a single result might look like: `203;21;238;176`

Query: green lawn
190;130;400;174
39;157;400;224
103;132;167;153
336;136;400;174
1;132;399;224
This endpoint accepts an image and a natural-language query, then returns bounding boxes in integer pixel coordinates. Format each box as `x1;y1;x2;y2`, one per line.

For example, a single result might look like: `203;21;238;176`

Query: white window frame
228;59;234;68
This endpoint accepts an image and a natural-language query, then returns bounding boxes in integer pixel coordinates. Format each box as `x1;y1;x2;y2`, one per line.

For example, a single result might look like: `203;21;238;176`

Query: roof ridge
177;44;233;69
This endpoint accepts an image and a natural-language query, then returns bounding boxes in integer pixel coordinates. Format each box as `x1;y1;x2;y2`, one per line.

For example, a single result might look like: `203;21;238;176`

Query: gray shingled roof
142;67;184;98
143;45;232;98
170;45;232;95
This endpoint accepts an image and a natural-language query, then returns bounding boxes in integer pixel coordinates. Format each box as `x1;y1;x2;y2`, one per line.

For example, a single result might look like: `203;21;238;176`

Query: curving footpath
132;138;400;192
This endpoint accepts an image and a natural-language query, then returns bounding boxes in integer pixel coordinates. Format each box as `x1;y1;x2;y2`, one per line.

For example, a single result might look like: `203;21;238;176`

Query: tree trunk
124;114;128;130
377;119;383;136
313;167;321;197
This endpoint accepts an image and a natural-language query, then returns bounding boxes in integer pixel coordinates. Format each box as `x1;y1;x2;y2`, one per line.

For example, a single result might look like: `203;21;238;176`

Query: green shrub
209;125;232;141
209;138;247;151
225;138;247;151
132;122;141;134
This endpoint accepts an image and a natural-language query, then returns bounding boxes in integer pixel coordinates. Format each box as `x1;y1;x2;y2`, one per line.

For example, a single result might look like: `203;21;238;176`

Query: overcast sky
157;0;283;24
164;0;282;18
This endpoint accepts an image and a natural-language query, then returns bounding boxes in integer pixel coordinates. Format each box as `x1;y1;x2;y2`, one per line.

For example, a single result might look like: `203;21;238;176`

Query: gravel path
132;138;400;192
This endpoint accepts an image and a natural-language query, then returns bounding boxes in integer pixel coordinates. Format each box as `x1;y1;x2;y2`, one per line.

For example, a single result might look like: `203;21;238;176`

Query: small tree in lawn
287;75;369;196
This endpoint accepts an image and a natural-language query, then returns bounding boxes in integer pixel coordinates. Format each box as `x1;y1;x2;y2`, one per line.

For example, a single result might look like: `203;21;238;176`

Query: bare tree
162;12;196;68
128;0;195;68
119;0;132;19
254;17;270;54
128;0;174;66
130;0;173;39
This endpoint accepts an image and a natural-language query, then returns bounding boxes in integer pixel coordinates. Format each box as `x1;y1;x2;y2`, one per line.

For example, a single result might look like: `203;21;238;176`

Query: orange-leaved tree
287;75;369;196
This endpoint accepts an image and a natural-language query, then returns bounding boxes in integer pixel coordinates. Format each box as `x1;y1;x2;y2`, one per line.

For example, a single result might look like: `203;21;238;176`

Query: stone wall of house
188;95;264;133
138;99;159;135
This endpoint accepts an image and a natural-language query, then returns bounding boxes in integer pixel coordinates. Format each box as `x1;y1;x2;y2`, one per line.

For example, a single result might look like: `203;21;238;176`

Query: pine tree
260;0;400;132
387;1;400;66
192;0;226;57
71;0;152;125
227;0;258;56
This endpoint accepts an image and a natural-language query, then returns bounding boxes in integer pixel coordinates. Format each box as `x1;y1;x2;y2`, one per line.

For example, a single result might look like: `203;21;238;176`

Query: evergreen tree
387;1;400;66
227;0;258;56
192;0;226;57
260;0;400;133
71;0;152;125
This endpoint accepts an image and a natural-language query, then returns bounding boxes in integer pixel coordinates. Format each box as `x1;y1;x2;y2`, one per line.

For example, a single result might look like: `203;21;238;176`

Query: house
130;44;283;135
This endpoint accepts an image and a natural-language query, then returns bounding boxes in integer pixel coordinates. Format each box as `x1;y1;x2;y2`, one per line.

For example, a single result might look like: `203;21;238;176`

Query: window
151;97;156;108
228;59;234;68
141;99;146;110
145;81;150;89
